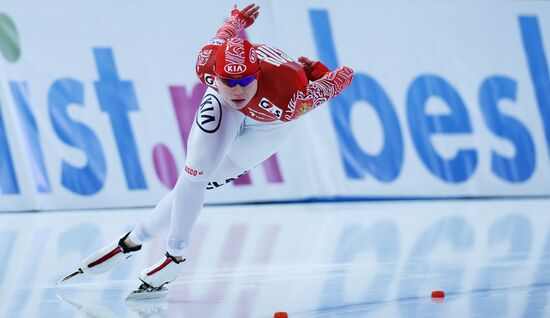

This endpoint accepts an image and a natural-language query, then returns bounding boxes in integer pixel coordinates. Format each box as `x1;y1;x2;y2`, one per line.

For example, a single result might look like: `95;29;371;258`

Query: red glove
230;8;256;29
299;56;331;81
229;4;260;30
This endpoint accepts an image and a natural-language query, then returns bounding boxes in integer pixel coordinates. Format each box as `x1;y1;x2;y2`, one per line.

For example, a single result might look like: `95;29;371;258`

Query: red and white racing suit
129;10;354;256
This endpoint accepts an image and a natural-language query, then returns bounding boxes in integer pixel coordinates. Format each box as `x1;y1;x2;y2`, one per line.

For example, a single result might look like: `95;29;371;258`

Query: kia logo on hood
224;63;247;75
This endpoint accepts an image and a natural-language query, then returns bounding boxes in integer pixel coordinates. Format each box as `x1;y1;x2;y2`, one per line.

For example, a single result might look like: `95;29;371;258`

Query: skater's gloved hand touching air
298;56;332;82
232;3;260;26
214;3;260;40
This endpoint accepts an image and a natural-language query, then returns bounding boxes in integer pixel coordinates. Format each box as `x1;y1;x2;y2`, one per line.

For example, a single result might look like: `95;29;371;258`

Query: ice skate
126;252;185;301
57;232;142;285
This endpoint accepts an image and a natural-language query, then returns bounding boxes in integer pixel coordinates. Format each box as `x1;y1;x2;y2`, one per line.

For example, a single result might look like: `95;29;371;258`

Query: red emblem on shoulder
292;97;314;119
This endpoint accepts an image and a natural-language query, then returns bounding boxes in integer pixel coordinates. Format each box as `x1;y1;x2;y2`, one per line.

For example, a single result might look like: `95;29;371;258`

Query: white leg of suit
129;87;299;255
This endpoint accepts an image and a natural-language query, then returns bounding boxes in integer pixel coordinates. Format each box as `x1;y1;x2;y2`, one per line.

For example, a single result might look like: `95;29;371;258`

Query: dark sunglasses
219;74;257;87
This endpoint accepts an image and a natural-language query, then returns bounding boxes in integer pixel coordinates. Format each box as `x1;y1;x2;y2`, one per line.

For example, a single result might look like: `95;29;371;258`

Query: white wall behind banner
0;0;549;212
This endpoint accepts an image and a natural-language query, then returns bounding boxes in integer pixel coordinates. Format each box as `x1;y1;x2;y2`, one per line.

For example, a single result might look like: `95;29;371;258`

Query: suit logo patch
196;94;222;133
259;97;283;119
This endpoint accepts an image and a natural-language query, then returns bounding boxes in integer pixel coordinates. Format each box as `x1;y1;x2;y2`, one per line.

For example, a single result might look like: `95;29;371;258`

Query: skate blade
125;286;168;302
56;268;84;285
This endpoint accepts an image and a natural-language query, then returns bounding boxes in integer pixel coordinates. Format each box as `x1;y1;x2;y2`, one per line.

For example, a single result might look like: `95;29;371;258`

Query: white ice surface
1;199;549;317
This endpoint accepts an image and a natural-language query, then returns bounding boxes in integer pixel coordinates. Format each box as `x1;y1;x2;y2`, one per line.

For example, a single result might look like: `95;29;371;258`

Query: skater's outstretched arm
213;4;260;41
284;62;354;121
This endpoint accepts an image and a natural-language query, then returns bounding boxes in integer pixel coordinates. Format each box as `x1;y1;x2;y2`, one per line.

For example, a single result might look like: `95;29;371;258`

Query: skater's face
216;74;258;110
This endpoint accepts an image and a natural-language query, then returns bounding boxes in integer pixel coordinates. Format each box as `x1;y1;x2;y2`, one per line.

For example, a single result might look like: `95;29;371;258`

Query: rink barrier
0;2;549;211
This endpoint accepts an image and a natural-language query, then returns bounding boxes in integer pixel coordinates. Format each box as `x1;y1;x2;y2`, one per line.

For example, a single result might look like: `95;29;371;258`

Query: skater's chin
230;99;247;109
